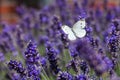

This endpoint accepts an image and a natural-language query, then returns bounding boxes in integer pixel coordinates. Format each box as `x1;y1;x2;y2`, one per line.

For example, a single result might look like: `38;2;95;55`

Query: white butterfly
61;19;86;41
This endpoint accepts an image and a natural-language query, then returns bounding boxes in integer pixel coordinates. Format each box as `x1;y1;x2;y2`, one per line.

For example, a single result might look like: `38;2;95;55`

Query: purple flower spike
24;41;41;80
75;74;87;80
66;59;78;72
24;41;40;64
57;71;73;80
27;65;40;77
80;60;89;74
108;35;119;53
8;60;26;77
69;46;78;58
45;41;60;74
60;30;69;48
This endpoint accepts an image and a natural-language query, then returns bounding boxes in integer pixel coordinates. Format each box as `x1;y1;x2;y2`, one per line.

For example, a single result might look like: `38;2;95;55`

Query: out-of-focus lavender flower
16;6;26;16
15;26;25;49
102;56;114;70
56;0;67;10
39;13;49;24
52;16;62;31
40;57;47;67
8;60;26;77
55;41;64;54
66;59;78;73
88;37;99;48
106;10;115;22
11;73;21;80
0;52;5;62
60;30;69;48
81;0;88;7
69;45;78;58
75;39;109;76
57;71;73;80
38;35;49;45
45;41;60;74
85;26;93;37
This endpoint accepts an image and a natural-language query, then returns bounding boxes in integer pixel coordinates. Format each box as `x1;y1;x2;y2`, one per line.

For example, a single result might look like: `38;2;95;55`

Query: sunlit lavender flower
80;60;89;74
88;37;99;48
57;71;73;80
107;22;120;66
108;35;119;53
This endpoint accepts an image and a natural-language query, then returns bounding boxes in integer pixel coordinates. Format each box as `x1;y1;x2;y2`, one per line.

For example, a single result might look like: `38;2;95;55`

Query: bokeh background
0;0;120;24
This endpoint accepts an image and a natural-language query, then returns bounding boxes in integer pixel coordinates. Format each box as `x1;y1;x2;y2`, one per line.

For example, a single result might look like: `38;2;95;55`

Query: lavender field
0;0;120;80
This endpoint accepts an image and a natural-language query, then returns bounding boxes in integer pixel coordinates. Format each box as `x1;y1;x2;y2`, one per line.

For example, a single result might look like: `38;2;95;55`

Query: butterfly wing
73;19;86;28
72;19;86;38
61;25;77;41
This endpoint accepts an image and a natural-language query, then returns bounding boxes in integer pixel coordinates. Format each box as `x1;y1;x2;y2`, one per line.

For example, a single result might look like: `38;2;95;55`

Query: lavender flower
69;46;78;58
24;41;41;79
8;60;26;77
57;71;73;80
80;60;89;74
75;39;109;76
66;59;78;73
75;74;87;80
27;64;40;80
39;13;49;24
102;56;114;71
60;30;69;48
24;41;40;64
0;52;5;62
108;35;119;53
45;41;60;74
